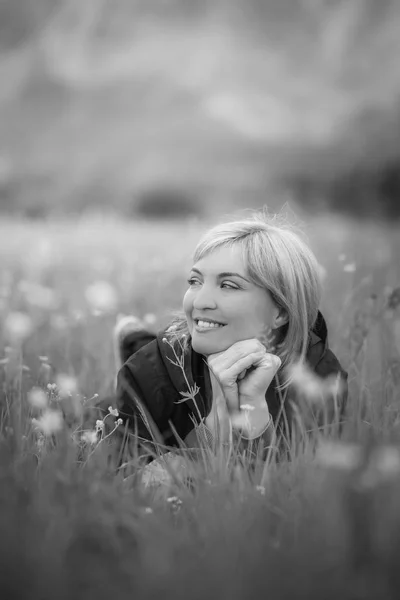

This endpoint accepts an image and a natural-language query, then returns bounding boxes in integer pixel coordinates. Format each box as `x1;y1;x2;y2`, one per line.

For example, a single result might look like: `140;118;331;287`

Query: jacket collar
156;331;208;423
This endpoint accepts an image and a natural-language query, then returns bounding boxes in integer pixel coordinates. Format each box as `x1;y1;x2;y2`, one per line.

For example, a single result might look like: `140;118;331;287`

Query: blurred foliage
1;0;400;220
133;186;203;220
284;158;400;221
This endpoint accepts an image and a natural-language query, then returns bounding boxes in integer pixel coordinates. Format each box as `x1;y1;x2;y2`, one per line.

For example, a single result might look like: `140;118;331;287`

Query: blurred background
1;0;400;222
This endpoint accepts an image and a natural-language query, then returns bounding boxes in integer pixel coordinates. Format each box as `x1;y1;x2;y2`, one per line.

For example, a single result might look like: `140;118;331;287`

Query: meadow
1;209;400;600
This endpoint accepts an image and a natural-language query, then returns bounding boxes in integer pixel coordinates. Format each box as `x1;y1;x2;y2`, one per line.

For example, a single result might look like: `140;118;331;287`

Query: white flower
81;430;99;445
315;442;400;487
27;387;48;409
18;281;57;310
4;312;33;342
56;374;78;398
315;441;361;470
85;281;118;314
108;406;119;417
95;419;104;433
240;404;255;411
116;418;123;426
166;496;182;505
288;361;340;402
32;409;63;435
256;485;266;496
343;263;357;273
144;313;156;325
144;507;153;514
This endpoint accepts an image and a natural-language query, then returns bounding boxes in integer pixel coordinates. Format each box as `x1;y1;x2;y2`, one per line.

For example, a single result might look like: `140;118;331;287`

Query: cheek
182;290;193;317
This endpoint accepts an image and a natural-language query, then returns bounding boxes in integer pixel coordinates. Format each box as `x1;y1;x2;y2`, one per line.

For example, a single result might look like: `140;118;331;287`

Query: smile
194;319;226;331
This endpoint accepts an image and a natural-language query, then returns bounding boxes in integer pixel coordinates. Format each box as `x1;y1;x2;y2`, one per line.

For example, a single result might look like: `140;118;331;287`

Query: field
1;210;400;600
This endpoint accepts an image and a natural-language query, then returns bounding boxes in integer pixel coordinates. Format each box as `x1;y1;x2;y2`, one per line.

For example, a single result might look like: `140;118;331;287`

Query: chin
191;336;228;356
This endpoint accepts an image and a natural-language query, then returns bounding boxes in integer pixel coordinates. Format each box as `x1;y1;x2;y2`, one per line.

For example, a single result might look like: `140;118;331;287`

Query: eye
187;278;200;286
221;282;239;290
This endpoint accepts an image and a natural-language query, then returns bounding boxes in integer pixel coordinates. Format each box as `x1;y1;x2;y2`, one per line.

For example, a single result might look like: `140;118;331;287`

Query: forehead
193;245;246;272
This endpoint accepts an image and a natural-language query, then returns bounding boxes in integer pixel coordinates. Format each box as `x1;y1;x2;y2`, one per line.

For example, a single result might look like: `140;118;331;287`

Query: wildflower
47;383;57;392
240;404;255;411
167;496;183;513
85;280;118;314
288;361;341;402
166;496;180;503
343;263;356;273
27;387;48;410
144;313;156;325
81;430;99;445
108;406;119;417
316;441;400;489
256;485;266;496
315;441;361;470
116;418;123;426
4;311;33;343
95;419;104;433
18;281;57;310
144;507;153;514
162;337;168;343
56;374;78;398
38;362;52;386
32;409;63;435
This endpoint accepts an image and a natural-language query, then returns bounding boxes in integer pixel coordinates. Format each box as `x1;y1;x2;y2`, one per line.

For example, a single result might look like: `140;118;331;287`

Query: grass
0;210;400;599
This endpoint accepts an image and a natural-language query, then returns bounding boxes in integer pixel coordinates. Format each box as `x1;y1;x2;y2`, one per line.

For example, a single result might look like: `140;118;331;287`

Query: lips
193;317;226;326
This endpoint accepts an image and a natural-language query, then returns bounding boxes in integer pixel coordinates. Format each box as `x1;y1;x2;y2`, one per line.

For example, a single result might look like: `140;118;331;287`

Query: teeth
197;320;224;328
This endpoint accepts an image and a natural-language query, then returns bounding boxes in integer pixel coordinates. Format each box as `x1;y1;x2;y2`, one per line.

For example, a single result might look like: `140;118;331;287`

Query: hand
207;339;281;413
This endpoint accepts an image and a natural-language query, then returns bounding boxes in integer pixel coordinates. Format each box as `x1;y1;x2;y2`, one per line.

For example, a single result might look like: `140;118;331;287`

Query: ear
272;306;289;330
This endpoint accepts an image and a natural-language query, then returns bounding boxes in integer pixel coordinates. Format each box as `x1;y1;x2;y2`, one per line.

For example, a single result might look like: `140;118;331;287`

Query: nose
192;283;217;310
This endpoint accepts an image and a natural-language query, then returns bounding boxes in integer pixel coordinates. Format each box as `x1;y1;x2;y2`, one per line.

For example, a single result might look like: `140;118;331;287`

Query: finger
208;339;266;370
223;382;239;413
257;353;281;372
223;351;267;382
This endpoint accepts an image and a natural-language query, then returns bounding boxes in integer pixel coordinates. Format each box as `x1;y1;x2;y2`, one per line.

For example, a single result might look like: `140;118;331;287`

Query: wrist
231;399;272;440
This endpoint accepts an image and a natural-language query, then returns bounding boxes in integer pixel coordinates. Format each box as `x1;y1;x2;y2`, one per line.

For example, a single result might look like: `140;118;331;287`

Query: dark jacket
116;311;348;454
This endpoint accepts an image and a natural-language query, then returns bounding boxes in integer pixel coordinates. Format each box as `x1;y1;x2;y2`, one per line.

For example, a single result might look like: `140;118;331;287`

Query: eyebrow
190;267;250;283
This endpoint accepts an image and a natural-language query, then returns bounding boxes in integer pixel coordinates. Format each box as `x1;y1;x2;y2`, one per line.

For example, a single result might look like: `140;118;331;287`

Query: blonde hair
165;207;323;388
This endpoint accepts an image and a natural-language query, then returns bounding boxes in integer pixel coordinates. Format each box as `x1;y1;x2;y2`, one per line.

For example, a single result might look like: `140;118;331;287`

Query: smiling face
183;245;283;356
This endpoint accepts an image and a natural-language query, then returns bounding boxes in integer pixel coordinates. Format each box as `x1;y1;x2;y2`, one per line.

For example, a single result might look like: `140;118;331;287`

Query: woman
112;209;348;467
